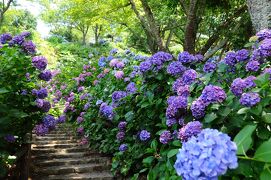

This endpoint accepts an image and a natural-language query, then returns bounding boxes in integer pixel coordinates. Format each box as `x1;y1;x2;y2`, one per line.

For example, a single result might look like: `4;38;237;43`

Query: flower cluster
246;60;260;72
178;121;202;142
174;128;238;179
203;62;216;73
126;82;137;94
230;76;256;97
99;103;114;120
167;61;186;76
38;70;52;81
112;91;127;103
139;130;150;141
159;130;172;144
115;70;124;79
240;92;261;107
119;144;128;152
178;51;195;64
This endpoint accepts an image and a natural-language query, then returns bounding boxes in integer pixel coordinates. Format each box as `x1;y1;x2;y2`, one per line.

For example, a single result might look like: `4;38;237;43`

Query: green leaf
125;111;134;122
0;88;9;94
151;139;158;150
143;156;154;165
255;73;270;87
263;113;271;123
167;149;179;158
234;125;257;155
260;168;271;180
237;107;250;114
204;113;217;123
254;141;271;162
172;140;181;147
218;107;231;117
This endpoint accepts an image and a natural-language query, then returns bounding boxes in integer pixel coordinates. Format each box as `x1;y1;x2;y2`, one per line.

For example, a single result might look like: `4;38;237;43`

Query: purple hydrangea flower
98;56;106;67
77;116;84;124
171;96;188;109
177;85;190;97
139;60;152;72
34;124;49;136
21;89;28;95
32;56;48;70
118;121;127;130
20;31;31;38
236;49;249;61
33;88;48;99
182;69;197;85
256;29;271;40
224;52;237;66
259;38;271;57
42;115;56;130
203;62;216;73
77;127;84;135
139;130;151;141
178;121;202;142
84;102;90;111
263;68;271;80
119;144;128;152
39;70;52;81
244;76;256;88
112;91;127;102
149;51;173;66
191;99;206;119
114;71;124;79
109;59;119;67
174;128;238;179
195;54;204;62
166;105;178;119
96;100;103;106
246;60;260;72
230;78;246;97
159;130;172;144
78;86;85;92
167;61;186;76
126;82;137;94
58;115;66;123
240;92;261;107
99;103;114;120
22;40;36;54
0;33;12;44
178;51;195;64
10;35;25;45
41;100;51;112
4;134;16;143
116;61;125;69
166;118;177;127
200;85;226;104
116;131;125;141
172;78;185;92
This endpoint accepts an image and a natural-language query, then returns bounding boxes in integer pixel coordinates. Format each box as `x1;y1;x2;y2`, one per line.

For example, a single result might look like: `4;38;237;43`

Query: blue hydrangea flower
58;115;66;123
259;38;271;57
98;56;107;67
230;78;246;97
174;128;238;180
178;51;195;64
182;69;197;85
177;85;190;97
139;130;151;141
22;40;36;54
99;103;114;120
126;82;137;94
172;78;185;92
191;99;206;119
236;49;249;61
112;91;127;102
166;118;177;127
224;52;237;66
240;92;261;107
116;131;125;141
4;134;16;143
34;124;49;136
42;115;56;130
38;70;52;81
203;62;216;73
256;29;271;40
10;35;25;46
246;60;260;72
0;33;12;44
32;88;48;99
178;121;202;142
200;85;226;104
149;51;173;66
118;121;127;130
119;144;128;152
167;61;186;76
159;130;172;144
244;76;256;88
139;60;152;72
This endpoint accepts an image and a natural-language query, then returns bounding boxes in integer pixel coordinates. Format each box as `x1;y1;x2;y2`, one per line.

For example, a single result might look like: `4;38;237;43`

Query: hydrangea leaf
254;141;271;162
262;113;271;123
234;124;257;155
260;167;271;180
237;107;250;114
167;149;179;158
204;113;217;123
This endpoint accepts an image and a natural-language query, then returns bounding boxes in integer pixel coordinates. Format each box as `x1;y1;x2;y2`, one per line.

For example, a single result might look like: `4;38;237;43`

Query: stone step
31;151;101;160
31;156;110;167
32;140;78;145
33;136;77;141
32;163;111;175
32;143;79;149
32;172;113;180
31;147;89;154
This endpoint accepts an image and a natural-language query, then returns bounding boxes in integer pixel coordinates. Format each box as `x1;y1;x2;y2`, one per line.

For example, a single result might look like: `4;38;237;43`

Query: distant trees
0;0;14;25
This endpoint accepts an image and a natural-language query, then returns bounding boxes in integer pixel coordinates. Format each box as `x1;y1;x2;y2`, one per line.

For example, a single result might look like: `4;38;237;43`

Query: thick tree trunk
247;0;271;32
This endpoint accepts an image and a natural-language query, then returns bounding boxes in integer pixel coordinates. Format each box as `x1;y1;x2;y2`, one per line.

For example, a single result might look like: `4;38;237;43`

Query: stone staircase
30;124;114;180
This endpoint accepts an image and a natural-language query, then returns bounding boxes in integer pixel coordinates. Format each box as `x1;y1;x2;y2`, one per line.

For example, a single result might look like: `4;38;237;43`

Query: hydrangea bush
0;32;59;176
53;29;271;179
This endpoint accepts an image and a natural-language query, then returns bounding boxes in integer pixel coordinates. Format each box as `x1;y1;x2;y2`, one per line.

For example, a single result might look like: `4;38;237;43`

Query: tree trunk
82;32;87;45
247;0;271;32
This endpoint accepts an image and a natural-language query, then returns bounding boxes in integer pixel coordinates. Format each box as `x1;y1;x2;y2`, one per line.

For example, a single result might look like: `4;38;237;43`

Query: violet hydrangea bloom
22;40;36;54
77;116;84;124
246;60;260;72
200;85;226;104
32;56;48;71
178;121;202;142
42;115;56;130
58;114;66;123
177;85;190;97
178;51;195;64
167;61;186;76
172;78;185;92
99;103;114;120
195;54;204;62
149;51;173;66
224;51;237;66
32;88;48;99
34;124;49;136
112;91;127;102
240;92;261;107
116;131;125;141
0;33;12;44
244;76;256;88
166;118;177;127
40;100;51;112
126;82;137;94
139;60;152;72
38;70;52;81
77;127;84;135
191;99;206;119
139;130;151;141
10;35;25;46
4;134;16;143
256;29;271;40
159;130;172;144
262;68;271;80
114;70;124;79
230;78;247;97
182;69;197;85
174;128;238;180
259;38;271;57
203;62;216;73
118;121;127;130
236;49;249;61
119;144;128;152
